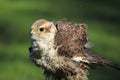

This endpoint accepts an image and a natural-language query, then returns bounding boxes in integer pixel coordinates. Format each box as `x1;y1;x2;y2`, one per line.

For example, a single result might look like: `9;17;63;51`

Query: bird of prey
29;19;120;80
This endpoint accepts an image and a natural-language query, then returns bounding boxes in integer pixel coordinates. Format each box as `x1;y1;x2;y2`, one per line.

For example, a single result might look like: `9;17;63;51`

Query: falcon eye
39;28;44;32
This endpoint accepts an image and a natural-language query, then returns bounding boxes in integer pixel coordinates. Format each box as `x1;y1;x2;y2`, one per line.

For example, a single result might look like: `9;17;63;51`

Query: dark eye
39;28;44;32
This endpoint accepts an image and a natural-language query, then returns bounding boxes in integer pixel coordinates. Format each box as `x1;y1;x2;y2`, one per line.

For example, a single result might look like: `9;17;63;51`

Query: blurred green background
0;0;120;80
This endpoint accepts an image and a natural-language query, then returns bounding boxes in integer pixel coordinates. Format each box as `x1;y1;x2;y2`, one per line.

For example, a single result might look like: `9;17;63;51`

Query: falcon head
30;19;57;63
30;19;57;41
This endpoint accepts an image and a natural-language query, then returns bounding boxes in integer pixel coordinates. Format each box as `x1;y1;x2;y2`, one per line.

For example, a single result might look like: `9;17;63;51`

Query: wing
54;19;120;70
54;19;88;57
84;48;120;70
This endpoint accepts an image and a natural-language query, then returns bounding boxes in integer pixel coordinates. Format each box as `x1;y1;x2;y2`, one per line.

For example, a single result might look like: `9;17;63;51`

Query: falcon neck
32;38;57;57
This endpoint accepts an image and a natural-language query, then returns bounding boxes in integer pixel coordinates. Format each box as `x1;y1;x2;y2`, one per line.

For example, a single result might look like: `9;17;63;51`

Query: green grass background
0;0;120;80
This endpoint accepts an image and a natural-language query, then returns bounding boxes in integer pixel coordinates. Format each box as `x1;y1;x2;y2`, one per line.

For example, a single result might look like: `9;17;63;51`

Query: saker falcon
29;19;120;80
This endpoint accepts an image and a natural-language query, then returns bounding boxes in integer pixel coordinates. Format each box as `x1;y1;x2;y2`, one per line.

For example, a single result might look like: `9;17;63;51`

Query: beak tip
31;29;36;34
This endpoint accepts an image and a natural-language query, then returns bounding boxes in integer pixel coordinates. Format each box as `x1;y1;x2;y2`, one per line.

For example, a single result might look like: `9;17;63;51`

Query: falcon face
30;19;56;41
29;19;120;80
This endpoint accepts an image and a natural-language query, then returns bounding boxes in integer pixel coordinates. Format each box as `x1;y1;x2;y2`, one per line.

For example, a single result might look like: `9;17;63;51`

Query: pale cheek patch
72;57;89;63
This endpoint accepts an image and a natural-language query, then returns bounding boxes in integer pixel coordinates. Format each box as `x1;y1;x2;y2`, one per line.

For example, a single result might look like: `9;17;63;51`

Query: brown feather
55;20;88;57
43;56;89;80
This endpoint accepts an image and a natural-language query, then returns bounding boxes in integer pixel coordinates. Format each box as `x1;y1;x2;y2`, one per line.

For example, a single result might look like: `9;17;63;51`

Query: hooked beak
31;29;36;34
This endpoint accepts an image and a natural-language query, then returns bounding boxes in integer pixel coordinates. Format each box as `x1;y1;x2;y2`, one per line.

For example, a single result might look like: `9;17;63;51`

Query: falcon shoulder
55;20;88;57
